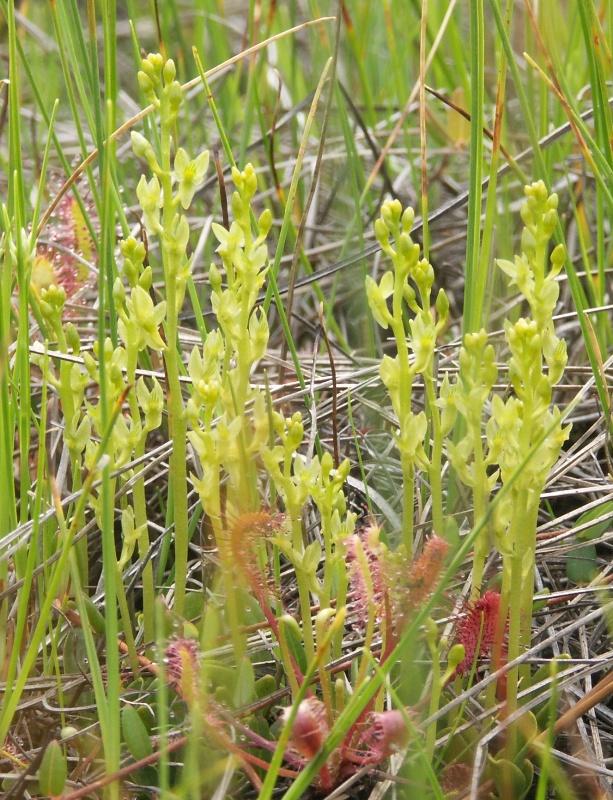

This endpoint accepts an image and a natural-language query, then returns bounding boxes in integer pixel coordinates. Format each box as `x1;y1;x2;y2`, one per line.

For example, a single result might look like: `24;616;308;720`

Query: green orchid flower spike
367;198;449;552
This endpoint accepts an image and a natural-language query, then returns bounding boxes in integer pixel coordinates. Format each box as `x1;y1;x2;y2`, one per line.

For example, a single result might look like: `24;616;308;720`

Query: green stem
55;350;88;586
505;476;539;716
207;474;245;661
425;626;443;761
400;454;415;553
320;515;333;611
391;296;414;551
519;496;540;661
126;351;155;645
469;420;489;595
290;515;315;664
425;375;444;536
159;91;189;619
504;501;524;718
116;566;139;669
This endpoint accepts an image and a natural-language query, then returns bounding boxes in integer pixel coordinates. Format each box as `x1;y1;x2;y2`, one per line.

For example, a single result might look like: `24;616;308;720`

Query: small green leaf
63;629;88;673
255;674;277;699
532;589;550;614
204;661;237;693
575;500;613;542
515;711;538;759
122;705;153;761
279;615;307;674
38;740;67;797
82;595;106;636
200;603;221;650
566;543;598;585
183;591;205;623
233;656;255;707
489;755;531;799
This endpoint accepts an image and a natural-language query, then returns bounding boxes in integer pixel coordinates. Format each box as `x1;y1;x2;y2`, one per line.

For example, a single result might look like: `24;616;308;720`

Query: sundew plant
1;2;613;800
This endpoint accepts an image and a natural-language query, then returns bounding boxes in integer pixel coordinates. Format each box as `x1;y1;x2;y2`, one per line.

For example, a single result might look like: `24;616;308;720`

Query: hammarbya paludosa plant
441;182;571;793
31;207;174;656
361;182;572;797
446;183;568;609
185;162;272;660
186;161;356;670
367;181;570;712
485;183;569;713
443;184;570;714
131;52;210;618
365;200;450;557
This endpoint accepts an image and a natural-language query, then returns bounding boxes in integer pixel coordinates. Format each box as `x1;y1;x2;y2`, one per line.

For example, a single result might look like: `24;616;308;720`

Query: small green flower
436;374;458;437
64;414;91;456
213;220;245;264
163;58;176;84
379;354;400;411
231;163;258;204
136;376;164;432
173;148;209;209
365;272;394;329
166;213;190;257
137;53;165;104
129;285;167;350
409;313;435;374
249;308;269;362
136;175;163;233
167;80;184;120
66;323;81;356
212;289;241;341
397;410;428;464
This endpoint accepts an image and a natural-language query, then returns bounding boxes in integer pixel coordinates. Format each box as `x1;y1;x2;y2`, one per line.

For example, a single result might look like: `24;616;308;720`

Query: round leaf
38;740;67;797
122;705;153;761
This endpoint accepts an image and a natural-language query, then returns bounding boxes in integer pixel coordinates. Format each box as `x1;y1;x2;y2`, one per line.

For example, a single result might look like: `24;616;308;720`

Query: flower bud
435;287;449;324
257;207;272;238
401;205;415;232
65;322;81;355
163;58;176;84
167;80;183;117
380;198;402;231
113;276;126;307
374;217;391;248
131;131;160;173
138;265;153;291
137;71;155;96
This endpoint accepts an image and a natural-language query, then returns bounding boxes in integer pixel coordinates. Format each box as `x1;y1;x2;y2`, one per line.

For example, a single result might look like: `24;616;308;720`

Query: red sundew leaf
164;636;201;700
453;590;503;677
407;535;449;606
354;709;411;762
346;524;386;629
34;182;98;301
228;511;282;605
385;534;449;632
